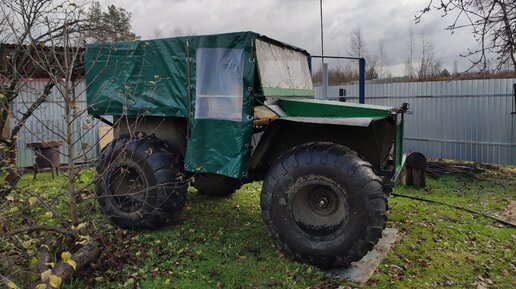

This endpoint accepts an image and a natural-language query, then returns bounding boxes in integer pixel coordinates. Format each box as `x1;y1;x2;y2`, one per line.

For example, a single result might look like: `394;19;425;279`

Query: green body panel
396;120;405;167
278;98;393;119
262;88;313;97
395;119;405;175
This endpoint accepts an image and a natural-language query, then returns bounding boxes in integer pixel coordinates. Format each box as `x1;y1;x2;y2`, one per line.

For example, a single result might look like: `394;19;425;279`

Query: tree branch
39;242;100;289
10;79;55;138
5;225;77;237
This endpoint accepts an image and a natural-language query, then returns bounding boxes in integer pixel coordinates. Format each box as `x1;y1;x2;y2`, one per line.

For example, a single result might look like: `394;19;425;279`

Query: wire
391;193;516;228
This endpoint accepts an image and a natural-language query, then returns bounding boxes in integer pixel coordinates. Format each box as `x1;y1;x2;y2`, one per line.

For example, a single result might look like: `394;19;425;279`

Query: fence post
359;58;365;104
322;63;328;99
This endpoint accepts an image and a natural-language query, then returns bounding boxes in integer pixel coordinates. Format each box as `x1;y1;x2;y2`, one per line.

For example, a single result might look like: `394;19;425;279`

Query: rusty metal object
27;141;62;179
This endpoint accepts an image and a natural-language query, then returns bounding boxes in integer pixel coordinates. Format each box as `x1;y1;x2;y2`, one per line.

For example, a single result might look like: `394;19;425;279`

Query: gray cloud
100;0;479;76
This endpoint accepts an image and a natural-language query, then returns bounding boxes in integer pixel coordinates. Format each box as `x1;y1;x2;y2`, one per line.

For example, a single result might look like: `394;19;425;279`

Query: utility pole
320;0;324;63
320;0;328;99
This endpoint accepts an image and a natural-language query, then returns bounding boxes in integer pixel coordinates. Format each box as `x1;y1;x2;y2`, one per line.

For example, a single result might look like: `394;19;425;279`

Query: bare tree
350;26;367;59
365;54;379;80
0;1;118;287
0;0;138;191
452;59;459;75
404;29;443;81
0;0;73;189
312;62;358;86
1;0;89;223
170;25;196;37
349;26;379;80
405;29;417;79
417;0;516;77
417;33;442;80
153;27;163;38
377;40;391;78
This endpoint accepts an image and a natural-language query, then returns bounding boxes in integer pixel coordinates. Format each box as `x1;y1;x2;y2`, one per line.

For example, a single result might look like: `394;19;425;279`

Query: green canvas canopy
84;31;314;178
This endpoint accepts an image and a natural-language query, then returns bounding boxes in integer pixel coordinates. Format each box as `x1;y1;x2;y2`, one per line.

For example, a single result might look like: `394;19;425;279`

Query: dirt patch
498;201;516;224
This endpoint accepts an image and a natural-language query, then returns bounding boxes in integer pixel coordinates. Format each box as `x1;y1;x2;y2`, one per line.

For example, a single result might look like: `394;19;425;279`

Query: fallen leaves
75;234;91;245
49;275;62;288
71;222;87;231
6;280;18;289
40;269;58;289
473;275;495;289
61;251;77;270
28;197;38;206
41;269;52;282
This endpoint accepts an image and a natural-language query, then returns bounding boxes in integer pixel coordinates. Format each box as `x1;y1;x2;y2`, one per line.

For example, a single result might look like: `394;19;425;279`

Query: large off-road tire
261;142;387;268
192;173;241;196
96;133;187;230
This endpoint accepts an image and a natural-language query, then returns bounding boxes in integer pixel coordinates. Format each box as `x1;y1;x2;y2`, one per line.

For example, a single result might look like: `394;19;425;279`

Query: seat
253;105;279;127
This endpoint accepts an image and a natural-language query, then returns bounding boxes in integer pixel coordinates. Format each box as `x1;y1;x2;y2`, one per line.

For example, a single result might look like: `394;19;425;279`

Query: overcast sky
98;0;477;76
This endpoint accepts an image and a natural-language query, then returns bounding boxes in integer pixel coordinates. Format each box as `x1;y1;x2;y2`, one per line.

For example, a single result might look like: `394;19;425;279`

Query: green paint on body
396;119;405;170
278;98;393;118
262;87;314;97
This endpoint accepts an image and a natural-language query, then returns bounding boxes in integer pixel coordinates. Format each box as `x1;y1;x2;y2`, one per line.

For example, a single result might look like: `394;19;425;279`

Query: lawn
2;165;515;289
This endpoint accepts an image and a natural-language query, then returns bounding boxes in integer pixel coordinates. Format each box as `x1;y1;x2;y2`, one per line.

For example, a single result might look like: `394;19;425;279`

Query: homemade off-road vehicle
85;32;406;268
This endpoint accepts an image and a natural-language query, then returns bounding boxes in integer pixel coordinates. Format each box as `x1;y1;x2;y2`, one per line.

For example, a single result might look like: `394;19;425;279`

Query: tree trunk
65;83;78;225
38;242;100;289
0;97;11;142
4;141;20;191
0;81;55;195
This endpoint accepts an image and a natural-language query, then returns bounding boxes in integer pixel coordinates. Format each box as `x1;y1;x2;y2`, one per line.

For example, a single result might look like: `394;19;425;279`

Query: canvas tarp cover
85;32;259;178
84;32;310;178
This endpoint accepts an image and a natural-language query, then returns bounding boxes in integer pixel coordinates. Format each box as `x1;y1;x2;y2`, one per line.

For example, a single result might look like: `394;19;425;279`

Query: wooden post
401;152;427;188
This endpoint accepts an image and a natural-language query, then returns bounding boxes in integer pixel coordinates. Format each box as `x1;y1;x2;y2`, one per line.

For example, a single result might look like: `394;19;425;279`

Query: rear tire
96;133;187;230
192;173;241;196
261;142;387;268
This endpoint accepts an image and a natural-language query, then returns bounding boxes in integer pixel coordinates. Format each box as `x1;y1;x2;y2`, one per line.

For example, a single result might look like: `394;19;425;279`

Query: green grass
79;182;324;289
3;167;515;289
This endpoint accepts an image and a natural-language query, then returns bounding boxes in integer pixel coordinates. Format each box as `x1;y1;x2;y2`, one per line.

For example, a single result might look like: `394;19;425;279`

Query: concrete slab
325;228;399;283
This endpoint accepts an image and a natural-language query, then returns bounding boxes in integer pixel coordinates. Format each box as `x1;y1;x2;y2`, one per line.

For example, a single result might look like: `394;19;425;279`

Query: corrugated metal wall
12;80;102;168
12;78;516;167
315;78;516;165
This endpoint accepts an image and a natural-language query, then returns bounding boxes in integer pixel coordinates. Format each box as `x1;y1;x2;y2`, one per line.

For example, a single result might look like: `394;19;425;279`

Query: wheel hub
291;179;349;237
319;197;328;208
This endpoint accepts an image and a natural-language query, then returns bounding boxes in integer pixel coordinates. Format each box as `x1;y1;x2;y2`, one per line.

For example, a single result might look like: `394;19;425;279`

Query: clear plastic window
195;48;244;121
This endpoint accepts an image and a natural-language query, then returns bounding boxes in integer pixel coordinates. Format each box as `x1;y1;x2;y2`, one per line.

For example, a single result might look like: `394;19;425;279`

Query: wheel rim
291;178;349;237
108;164;148;213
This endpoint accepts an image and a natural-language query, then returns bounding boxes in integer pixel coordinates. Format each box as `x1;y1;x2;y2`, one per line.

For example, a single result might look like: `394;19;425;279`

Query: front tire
260;142;387;268
96;133;187;230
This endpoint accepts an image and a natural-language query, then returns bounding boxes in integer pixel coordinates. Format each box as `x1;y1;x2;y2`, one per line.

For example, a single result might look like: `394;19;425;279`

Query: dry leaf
49;275;62;288
41;269;52;282
28;197;37;206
